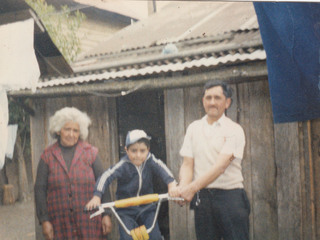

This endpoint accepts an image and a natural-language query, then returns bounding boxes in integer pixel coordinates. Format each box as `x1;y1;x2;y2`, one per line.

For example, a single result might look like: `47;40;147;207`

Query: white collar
203;113;226;127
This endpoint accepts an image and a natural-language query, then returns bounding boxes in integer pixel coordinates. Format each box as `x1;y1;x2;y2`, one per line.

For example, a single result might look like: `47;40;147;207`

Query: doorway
117;90;170;239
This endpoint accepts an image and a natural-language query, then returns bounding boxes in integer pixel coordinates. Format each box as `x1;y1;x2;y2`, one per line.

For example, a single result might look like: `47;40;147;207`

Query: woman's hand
85;195;101;210
42;221;54;240
102;215;112;235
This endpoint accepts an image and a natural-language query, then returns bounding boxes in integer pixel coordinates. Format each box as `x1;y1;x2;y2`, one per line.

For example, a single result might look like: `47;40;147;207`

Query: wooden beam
8;61;267;98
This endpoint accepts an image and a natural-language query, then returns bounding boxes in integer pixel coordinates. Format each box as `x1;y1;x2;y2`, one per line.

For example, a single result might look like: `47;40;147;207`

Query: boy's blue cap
125;130;151;147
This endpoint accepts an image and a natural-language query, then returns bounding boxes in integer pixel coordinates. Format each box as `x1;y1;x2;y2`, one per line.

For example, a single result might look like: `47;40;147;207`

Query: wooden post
274;122;301;240
311;119;320;239
3;184;15;205
16;134;29;202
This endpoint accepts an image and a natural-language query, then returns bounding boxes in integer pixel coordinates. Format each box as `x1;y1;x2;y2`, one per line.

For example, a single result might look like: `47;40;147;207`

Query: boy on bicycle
86;129;177;240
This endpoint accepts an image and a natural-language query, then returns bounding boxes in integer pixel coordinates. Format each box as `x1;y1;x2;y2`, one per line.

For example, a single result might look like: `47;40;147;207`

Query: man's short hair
203;81;233;99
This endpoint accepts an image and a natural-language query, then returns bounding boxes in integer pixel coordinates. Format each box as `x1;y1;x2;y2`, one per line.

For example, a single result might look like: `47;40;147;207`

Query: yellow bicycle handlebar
89;193;182;219
114;194;159;208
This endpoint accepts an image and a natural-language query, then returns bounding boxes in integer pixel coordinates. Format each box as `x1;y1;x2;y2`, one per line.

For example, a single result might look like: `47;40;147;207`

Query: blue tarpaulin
254;2;320;123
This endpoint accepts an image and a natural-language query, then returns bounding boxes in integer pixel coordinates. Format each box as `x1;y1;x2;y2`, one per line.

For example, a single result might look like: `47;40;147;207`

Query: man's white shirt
180;114;246;189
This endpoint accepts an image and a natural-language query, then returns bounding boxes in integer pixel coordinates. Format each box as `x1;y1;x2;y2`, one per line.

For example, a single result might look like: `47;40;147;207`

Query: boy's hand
168;181;178;197
168;186;180;198
170;185;186;206
85;195;101;210
168;181;185;206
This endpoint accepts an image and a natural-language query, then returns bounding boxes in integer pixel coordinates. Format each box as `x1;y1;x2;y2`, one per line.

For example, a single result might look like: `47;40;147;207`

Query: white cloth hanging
0;89;8;169
6;124;18;160
0;18;40;169
0;18;40;91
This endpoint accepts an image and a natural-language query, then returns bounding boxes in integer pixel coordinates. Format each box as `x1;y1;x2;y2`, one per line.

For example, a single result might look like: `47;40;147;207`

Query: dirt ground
0;197;35;240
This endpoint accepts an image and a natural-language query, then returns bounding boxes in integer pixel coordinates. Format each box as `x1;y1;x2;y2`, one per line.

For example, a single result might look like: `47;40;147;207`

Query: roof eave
8;60;267;98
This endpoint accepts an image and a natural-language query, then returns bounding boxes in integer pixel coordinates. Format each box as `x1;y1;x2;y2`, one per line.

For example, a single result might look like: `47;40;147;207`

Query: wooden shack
8;2;320;240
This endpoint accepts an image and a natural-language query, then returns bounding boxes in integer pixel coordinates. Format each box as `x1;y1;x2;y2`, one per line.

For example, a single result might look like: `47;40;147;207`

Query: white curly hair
49;107;91;140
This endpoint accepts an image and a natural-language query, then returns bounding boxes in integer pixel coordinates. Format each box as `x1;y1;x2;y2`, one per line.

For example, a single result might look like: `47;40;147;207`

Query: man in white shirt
178;81;250;240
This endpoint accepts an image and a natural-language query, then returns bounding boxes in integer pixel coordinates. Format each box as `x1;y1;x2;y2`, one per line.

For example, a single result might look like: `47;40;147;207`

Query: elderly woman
34;107;112;240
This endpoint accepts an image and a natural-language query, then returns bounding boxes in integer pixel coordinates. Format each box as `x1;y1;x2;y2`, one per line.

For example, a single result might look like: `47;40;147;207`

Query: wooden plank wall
299;120;319;240
311;119;320;239
31;96;119;240
164;88;191;240
274;122;301;239
30;100;46;240
233;82;254;239
244;81;278;240
164;86;203;240
29;82;320;240
229;81;277;239
165;79;320;240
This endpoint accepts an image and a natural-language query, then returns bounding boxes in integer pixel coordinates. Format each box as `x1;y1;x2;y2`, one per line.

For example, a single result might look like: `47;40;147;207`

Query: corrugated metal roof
82;1;258;58
72;28;263;72
9;26;265;93
38;49;266;89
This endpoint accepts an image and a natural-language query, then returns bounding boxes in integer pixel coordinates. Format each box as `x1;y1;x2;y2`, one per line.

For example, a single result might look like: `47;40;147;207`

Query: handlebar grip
83;206;99;212
115;194;159;208
83;206;89;212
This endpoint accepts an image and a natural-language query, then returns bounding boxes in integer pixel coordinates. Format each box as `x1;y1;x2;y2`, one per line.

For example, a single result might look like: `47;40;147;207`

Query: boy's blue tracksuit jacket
94;153;175;239
94;153;175;201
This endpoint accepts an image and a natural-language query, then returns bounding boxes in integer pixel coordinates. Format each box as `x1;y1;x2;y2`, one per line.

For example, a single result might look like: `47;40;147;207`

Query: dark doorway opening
117;90;170;239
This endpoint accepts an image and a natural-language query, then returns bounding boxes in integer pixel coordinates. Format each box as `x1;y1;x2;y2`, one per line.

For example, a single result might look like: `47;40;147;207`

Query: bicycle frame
87;193;183;239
